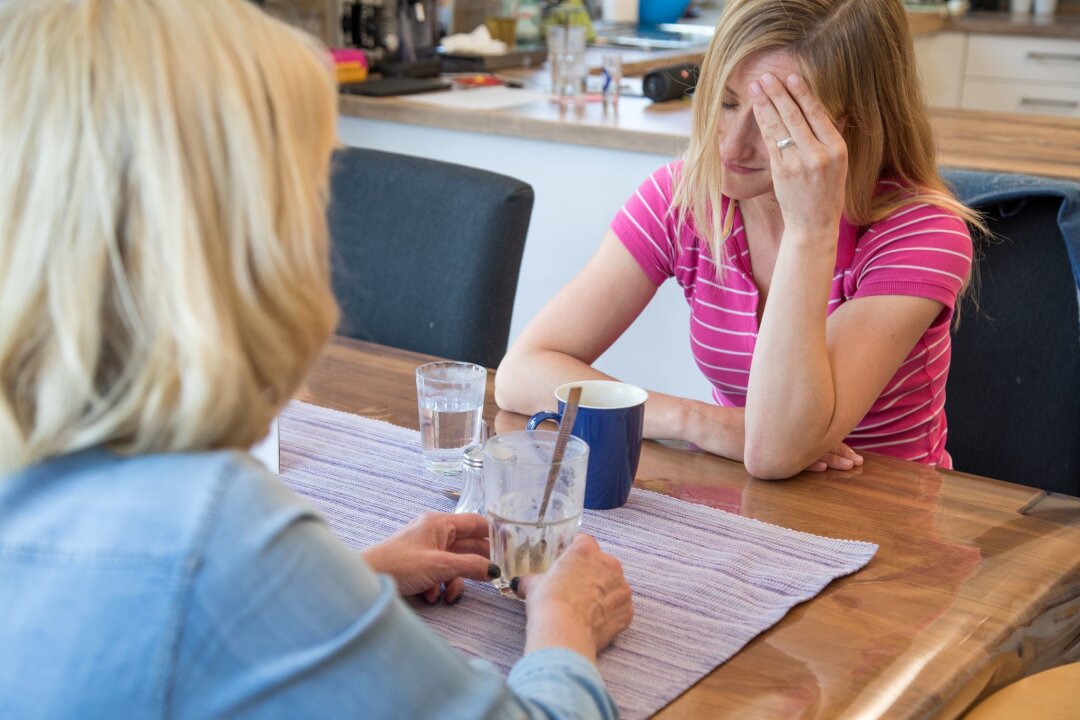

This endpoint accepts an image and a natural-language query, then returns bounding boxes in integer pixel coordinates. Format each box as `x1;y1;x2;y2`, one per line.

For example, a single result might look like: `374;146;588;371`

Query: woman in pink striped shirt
496;0;981;478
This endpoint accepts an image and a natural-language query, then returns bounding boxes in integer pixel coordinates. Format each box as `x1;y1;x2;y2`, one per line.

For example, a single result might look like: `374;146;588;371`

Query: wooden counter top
932;108;1080;180
339;90;1080;181
947;10;1080;39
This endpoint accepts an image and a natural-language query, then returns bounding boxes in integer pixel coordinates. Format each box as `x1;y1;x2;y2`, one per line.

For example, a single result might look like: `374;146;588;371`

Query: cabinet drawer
962;78;1080;117
966;35;1080;85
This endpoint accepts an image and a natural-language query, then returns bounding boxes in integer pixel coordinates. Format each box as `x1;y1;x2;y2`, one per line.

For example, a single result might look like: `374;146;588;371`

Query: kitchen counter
339;91;1080;181
947;10;1080;39
335;8;1080;405
336;53;1080;405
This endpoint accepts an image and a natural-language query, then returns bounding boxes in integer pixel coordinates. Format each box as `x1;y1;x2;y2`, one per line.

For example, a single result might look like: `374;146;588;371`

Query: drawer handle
1020;97;1079;109
1026;51;1080;62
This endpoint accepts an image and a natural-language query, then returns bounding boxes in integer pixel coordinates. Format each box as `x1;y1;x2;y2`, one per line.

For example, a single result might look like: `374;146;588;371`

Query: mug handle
527;411;562;431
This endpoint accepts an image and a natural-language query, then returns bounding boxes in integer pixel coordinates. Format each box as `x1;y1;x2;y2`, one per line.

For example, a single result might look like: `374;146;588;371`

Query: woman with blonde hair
497;0;978;479
0;0;630;716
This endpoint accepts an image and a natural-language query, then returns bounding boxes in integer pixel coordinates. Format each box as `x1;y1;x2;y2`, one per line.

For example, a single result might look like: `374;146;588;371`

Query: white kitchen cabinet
966;34;1080;85
915;31;1080;117
914;32;967;109
961;34;1080;116
962;77;1080;116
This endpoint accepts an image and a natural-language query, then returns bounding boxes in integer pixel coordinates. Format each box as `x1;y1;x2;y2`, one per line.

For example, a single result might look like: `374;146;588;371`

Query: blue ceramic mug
527;381;648;510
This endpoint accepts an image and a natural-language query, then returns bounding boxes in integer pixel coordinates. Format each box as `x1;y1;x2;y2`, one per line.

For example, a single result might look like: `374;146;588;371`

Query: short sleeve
849;203;973;315
611;163;682;286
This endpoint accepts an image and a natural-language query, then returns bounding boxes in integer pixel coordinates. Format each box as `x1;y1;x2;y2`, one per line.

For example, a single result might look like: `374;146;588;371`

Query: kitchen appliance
642;62;700;102
341;0;442;77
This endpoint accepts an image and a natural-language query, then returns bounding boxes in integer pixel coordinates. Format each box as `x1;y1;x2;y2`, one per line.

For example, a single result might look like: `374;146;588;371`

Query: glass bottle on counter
541;0;596;42
454;444;485;515
516;0;542;44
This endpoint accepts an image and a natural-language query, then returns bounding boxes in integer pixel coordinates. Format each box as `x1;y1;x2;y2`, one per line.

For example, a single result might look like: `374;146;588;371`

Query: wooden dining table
299;336;1080;719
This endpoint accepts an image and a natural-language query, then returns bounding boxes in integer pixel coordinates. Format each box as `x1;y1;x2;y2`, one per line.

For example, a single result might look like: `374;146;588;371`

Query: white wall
338;116;713;402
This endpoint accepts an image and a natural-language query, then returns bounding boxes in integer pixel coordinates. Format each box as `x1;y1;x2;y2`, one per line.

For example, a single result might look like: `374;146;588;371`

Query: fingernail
761;73;776;86
446;592;462;605
854;454;864;463
487;563;501;579
788;74;801;85
750;81;762;95
510;576;520;594
840;458;853;469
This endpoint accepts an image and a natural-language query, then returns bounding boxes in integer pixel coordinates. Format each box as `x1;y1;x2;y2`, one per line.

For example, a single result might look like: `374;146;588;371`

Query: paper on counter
440;24;508;55
404;86;550;111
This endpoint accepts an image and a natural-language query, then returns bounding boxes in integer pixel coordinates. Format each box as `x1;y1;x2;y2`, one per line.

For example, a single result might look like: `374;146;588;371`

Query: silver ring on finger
776;136;796;151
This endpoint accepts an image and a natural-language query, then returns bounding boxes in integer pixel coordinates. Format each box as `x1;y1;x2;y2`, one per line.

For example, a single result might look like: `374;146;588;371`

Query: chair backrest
942;170;1080;495
327;147;534;369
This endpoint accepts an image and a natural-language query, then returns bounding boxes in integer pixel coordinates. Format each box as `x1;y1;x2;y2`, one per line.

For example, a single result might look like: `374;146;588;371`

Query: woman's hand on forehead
750;72;848;239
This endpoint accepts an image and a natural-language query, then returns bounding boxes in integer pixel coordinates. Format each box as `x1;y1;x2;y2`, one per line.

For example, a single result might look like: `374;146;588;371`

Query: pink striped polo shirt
612;162;973;468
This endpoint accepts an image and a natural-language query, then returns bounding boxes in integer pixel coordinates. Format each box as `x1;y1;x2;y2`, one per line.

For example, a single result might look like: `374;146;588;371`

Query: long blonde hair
0;0;339;472
675;0;983;266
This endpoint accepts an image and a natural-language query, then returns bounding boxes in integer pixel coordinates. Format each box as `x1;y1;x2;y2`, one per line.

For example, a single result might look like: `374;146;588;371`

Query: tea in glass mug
483;430;588;597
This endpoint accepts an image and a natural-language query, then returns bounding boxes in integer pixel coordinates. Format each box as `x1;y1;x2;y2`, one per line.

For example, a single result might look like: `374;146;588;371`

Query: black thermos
642;64;701;103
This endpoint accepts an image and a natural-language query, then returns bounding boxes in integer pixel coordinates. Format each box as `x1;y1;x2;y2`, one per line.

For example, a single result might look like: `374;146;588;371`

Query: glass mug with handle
483;429;589;597
527;380;647;510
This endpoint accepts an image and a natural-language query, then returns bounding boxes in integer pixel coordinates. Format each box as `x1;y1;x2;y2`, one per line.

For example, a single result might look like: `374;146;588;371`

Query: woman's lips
723;161;762;175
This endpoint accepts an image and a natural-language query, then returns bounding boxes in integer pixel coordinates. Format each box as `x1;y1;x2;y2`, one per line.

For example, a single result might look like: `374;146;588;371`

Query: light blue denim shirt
0;449;617;719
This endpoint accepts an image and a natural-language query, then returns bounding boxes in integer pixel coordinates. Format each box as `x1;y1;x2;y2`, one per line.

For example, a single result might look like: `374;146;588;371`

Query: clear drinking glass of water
416;361;487;474
483;430;588;598
547;25;587;104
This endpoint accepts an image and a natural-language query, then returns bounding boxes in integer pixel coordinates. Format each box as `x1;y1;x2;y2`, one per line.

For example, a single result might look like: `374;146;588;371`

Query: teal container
638;0;691;25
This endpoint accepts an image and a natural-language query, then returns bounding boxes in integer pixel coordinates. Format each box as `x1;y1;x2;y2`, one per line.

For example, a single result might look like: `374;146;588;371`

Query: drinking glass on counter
415;361;487;474
485;0;519;46
547;25;587;103
601;52;623;110
483;430;588;597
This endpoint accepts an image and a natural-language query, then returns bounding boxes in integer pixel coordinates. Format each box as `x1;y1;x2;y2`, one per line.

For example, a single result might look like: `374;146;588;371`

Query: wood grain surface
300;336;1080;719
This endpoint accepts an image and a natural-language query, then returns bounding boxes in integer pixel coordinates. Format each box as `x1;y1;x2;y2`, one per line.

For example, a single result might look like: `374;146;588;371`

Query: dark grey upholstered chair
327;147;534;369
942;169;1080;496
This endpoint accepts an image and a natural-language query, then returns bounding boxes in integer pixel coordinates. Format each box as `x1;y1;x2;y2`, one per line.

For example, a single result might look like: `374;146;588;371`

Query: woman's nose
721;111;759;156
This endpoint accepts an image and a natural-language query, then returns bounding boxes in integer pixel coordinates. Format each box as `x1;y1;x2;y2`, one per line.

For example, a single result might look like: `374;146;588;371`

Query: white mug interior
555;380;648;410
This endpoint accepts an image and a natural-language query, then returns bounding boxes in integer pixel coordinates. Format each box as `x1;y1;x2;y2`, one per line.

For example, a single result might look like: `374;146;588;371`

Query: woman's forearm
494;349;614;415
496;349;745;459
744;232;838;477
651;394;746;461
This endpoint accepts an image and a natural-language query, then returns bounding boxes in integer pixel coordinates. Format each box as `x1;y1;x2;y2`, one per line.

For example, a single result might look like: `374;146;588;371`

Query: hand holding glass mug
517;533;634;663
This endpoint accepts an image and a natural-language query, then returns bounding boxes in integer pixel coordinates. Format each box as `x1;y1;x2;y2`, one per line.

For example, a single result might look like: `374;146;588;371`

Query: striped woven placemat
279;401;877;719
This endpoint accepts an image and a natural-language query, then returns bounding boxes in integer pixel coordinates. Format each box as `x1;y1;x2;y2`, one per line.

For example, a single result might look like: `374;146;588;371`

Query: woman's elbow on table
493;356;529;414
743;439;813;481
